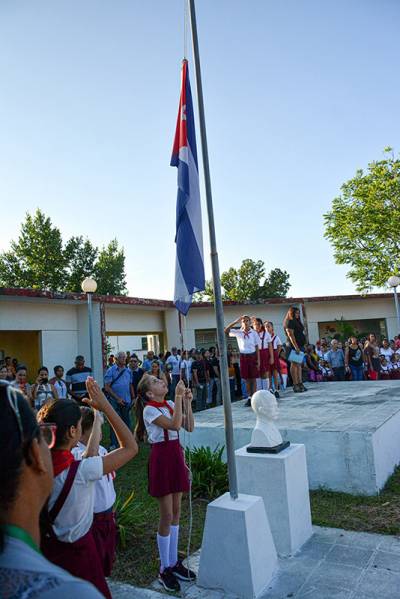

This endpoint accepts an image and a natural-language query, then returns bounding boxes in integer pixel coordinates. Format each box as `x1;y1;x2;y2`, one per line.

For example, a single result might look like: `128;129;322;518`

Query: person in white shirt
37;378;138;598
166;348;182;397
225;315;260;407
266;321;283;398
252;317;273;392
0;381;103;599
135;377;195;593
380;339;394;360
73;407;117;578
180;350;193;387
50;365;68;400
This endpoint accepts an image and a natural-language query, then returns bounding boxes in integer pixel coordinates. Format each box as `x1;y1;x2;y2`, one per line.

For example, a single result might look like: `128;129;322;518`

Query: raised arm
224;316;241;335
182;387;194;432
84;377;138;475
152;380;186;431
82;410;102;458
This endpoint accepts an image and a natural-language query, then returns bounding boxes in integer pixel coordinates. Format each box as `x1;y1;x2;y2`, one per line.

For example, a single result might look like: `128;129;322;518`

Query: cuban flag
171;59;205;315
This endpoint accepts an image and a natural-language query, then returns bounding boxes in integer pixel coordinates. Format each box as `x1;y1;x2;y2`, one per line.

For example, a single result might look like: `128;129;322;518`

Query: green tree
221;259;266;302
260;267;291;298
64;236;98;293
0;209;67;290
94;239;127;295
194;259;290;302
0;210;128;295
324;148;400;292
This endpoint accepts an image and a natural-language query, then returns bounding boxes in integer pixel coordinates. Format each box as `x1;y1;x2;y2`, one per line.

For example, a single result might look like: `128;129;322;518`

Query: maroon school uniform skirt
269;349;281;373
148;438;190;498
42;528;111;599
259;348;270;376
92;510;117;577
239;352;259;379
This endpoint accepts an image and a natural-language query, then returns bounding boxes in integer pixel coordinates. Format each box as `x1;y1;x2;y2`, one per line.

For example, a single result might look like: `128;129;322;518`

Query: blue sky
1;0;399;299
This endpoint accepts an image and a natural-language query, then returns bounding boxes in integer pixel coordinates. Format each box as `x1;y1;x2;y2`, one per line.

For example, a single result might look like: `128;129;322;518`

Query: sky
0;0;399;300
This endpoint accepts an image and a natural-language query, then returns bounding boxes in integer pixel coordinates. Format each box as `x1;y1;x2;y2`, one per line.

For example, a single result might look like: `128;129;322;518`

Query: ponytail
135;375;152;442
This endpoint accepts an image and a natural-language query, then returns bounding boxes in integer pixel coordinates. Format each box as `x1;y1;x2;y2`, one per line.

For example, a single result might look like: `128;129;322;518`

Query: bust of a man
250;390;283;448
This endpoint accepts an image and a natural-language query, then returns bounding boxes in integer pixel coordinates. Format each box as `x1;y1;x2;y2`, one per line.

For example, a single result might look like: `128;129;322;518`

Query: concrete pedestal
236;443;312;556
198;493;277;598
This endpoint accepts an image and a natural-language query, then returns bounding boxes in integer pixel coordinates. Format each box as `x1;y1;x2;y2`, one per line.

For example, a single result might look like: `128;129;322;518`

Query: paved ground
109;525;400;598
191;380;400;434
183;380;400;494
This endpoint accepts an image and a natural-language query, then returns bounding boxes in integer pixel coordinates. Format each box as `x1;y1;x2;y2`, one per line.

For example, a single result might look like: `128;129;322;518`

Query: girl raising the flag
135;375;196;592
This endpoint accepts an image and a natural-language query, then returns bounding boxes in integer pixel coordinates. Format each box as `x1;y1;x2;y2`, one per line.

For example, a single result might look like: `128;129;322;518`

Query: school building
1;287;399;383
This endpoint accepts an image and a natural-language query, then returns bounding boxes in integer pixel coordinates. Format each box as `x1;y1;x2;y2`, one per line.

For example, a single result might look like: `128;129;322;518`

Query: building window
194;328;239;351
318;318;388;342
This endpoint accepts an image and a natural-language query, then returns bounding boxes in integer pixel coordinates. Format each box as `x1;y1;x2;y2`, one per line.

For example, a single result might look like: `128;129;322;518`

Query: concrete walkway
109;525;400;598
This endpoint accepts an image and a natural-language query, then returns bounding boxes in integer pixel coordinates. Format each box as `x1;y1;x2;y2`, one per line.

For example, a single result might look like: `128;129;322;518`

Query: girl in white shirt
73;407;117;578
135;376;195;593
266;322;283;398
37;378;137;598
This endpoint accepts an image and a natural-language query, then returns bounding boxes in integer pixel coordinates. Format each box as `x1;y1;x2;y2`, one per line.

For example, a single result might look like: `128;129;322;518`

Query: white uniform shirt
181;359;192;381
380;347;394;359
143;400;178;444
271;335;283;350
73;443;116;514
49;456;103;543
166;355;181;376
53;379;68;399
228;328;260;354
257;330;272;350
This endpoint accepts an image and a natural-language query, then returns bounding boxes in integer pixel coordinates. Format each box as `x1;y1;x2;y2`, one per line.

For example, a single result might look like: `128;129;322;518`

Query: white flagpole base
198;493;277;598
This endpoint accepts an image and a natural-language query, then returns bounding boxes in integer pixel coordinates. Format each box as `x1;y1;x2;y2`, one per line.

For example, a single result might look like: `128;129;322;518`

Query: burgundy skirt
148;439;190;498
92;511;117;577
269;349;281;372
239;353;259;379
42;528;111;599
259;348;270;376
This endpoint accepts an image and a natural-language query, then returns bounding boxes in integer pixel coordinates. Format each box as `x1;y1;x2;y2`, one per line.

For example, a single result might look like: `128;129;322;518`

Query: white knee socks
169;524;180;567
261;378;269;390
157;533;170;573
256;378;262;390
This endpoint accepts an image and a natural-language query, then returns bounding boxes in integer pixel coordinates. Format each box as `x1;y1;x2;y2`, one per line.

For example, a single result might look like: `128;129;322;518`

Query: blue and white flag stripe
171;60;205;315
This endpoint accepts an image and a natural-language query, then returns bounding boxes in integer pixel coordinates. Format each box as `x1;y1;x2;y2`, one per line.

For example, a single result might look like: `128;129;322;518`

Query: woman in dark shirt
345;336;365;381
284;306;307;393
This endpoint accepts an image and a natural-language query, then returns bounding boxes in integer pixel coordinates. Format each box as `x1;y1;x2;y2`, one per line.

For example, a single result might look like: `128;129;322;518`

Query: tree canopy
0;209;127;295
324;148;400;292
195;258;290;302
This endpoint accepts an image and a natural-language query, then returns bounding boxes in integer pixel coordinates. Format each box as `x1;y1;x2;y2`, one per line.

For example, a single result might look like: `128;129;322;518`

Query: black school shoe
158;568;181;592
171;560;197;581
244;398;251;407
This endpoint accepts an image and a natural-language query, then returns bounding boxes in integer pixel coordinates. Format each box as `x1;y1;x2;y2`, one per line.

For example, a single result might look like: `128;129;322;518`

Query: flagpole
187;0;238;500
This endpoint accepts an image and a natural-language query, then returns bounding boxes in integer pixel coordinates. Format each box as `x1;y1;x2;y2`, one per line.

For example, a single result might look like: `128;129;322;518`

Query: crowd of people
0;369;196;596
2;307;400;597
2;310;400;417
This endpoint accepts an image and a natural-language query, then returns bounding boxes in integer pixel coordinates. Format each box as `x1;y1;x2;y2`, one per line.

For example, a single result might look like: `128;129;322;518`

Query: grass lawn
111;436;400;588
112;442;207;587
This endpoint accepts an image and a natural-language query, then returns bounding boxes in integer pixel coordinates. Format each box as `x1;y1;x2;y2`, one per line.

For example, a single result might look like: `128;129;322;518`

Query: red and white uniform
270;334;283;372
257;330;272;376
73;443;117;577
143;400;190;498
229;328;260;379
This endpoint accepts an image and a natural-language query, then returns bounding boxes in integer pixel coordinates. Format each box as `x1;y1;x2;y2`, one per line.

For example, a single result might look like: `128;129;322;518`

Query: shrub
114;491;149;548
185;445;228;500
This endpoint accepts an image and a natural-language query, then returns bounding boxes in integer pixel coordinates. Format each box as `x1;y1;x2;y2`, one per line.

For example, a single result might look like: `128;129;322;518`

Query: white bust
250;390;283;447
